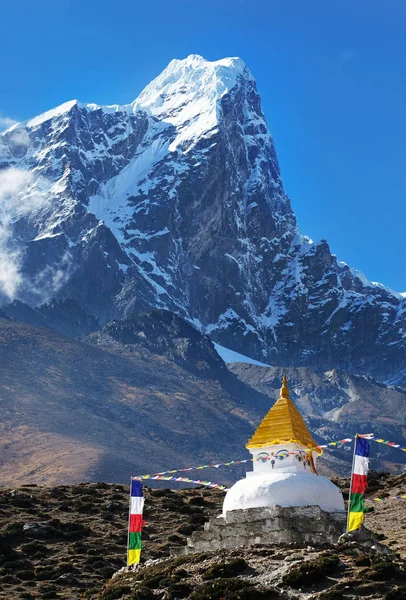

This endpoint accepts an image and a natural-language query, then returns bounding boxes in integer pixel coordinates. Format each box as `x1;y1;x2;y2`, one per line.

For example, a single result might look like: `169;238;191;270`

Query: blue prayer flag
131;479;143;497
355;437;370;458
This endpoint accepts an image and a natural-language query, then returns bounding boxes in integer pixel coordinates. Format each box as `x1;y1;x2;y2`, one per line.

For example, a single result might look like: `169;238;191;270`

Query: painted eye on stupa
275;450;289;461
257;452;270;463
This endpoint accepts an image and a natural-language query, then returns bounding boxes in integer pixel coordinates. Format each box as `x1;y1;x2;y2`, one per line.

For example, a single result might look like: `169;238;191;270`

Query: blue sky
1;0;405;291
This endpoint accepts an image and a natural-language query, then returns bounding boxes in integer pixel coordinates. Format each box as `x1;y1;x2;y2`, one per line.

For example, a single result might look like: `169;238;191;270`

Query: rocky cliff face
86;309;228;378
0;54;404;383
0;298;98;337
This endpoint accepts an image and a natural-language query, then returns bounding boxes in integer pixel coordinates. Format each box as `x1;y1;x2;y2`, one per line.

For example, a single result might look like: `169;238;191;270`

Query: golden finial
280;373;289;398
246;370;319;452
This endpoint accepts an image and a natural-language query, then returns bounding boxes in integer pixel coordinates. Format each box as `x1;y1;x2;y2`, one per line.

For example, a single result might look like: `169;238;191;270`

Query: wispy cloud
8;128;30;148
0;167;74;305
0;168;48;301
29;251;74;304
337;48;356;70
0;116;18;132
0;116;30;156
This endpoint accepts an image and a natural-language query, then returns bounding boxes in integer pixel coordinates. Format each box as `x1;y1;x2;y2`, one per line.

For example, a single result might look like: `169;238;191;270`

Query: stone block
173;505;347;555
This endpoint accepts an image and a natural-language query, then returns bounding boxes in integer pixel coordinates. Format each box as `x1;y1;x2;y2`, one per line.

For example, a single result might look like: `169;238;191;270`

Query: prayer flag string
132;433;406;501
141;474;230;491
373;495;406;502
369;435;406;453
137;437;354;479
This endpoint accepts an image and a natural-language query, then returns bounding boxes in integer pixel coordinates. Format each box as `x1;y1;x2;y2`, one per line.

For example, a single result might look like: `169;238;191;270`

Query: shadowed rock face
86;310;228;378
0;298;99;338
0;55;405;384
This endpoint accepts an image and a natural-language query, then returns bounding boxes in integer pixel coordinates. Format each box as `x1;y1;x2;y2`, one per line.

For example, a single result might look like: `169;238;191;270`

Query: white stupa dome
223;472;345;515
222;375;345;517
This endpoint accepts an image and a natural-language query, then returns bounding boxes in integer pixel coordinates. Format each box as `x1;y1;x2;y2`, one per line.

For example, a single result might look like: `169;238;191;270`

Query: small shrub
20;541;48;556
368;560;404;581
189;514;206;526
189;496;207;506
283;553;340;588
99;566;116;579
173;568;188;577
132;587;155;600
142;573;173;589
351;581;388;595
202;558;247;580
35;569;54;581
353;555;371;567
15;569;35;581
167;581;192;599
177;524;195;536
100;583;132;600
76;502;94;513
150;489;169;498
168;533;185;544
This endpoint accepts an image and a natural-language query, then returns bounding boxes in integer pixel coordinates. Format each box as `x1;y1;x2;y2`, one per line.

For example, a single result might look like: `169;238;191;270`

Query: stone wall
175;506;347;555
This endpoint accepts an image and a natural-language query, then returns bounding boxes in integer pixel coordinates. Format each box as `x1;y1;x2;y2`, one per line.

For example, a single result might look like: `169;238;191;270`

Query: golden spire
280;374;289;398
246;375;318;450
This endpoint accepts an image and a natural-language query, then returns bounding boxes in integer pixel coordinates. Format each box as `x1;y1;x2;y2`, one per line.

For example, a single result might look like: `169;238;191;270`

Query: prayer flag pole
346;434;358;533
127;478;144;567
347;434;371;533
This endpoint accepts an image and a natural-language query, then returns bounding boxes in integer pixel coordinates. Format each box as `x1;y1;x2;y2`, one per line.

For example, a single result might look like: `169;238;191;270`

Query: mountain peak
5;99;79;132
1;56;405;387
135;55;249;109
134;55;249;112
132;55;253;151
174;54;247;74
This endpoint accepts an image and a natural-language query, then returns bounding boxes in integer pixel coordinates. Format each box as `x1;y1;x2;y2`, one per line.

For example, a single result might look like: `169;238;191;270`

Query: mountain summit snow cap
134;54;250;112
132;55;252;151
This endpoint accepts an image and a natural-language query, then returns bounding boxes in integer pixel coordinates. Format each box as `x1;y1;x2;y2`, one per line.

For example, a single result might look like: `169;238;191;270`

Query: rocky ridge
0;55;404;384
0;298;98;338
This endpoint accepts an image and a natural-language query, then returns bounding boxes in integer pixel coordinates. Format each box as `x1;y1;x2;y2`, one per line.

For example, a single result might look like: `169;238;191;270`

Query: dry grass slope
0;474;405;599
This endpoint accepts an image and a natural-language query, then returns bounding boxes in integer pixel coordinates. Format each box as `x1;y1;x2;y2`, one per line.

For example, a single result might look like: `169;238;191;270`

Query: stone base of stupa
173;505;347;556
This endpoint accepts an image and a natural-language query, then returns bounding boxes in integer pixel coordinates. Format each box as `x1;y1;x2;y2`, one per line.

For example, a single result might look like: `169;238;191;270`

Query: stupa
223;375;345;515
176;376;346;555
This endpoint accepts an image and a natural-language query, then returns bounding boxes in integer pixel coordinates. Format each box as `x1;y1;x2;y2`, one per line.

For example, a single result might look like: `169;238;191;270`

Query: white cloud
29;252;73;304
8;128;30;148
0;168;48;301
0;116;18;132
0;168;32;199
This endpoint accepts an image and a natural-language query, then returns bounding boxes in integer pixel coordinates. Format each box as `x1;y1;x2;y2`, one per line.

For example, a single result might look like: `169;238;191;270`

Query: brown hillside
0;474;405;599
0;318;269;486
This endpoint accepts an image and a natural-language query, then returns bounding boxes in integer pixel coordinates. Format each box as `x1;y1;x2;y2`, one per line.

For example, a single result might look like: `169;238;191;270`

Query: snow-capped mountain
0;54;405;383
